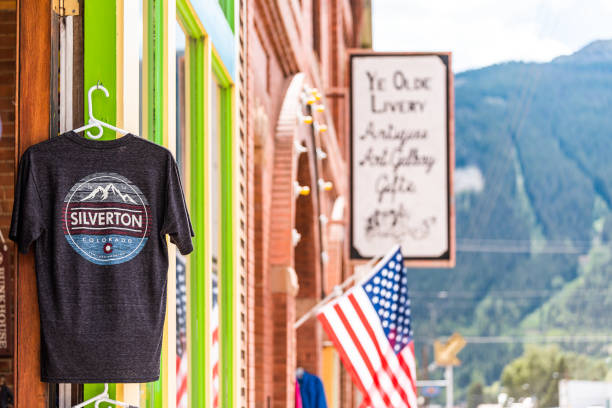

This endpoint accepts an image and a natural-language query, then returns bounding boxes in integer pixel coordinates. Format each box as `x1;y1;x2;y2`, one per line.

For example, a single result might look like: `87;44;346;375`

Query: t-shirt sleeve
9;147;44;254
161;154;195;255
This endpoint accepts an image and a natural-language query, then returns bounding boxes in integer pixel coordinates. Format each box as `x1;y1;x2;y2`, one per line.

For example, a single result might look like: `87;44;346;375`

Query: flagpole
293;255;381;329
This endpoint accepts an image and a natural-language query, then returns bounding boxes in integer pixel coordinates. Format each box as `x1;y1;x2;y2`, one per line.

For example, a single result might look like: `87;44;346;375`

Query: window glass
210;76;223;408
175;20;190;408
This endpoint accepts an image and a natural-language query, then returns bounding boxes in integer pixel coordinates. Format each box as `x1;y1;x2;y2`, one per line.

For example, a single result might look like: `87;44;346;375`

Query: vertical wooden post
14;0;52;406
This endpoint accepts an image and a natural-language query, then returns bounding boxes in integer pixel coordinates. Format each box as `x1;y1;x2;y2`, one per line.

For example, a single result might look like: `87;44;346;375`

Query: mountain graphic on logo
80;183;137;204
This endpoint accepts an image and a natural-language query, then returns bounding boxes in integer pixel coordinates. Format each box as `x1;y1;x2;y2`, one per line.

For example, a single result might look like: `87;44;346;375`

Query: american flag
176;254;188;408
317;246;418;408
211;271;220;408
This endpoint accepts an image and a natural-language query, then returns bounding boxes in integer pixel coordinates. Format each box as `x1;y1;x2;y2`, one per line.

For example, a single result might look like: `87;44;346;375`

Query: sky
372;0;612;72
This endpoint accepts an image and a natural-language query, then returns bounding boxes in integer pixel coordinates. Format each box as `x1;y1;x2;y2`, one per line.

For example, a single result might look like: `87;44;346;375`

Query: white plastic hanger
71;383;137;408
72;82;130;139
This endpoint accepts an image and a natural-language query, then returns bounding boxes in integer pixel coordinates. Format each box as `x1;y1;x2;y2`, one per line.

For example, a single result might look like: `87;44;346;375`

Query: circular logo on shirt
61;172;151;265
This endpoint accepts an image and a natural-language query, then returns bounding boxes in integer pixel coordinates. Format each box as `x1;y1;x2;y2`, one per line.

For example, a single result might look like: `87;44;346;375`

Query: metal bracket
53;0;79;16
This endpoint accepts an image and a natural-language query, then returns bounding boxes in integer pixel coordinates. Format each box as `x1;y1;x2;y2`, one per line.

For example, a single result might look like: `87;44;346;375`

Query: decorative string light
319;214;328;226
303;85;322;101
292;229;302;246
296;107;313;124
311;87;322;101
318;178;333;191
294;180;311;197
321;251;329;264
294;141;308;155
305;94;316;105
314;104;325;113
316;148;327;160
314;122;328;133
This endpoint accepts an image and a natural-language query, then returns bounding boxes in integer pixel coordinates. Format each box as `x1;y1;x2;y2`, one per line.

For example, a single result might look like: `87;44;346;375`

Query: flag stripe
348;293;413;407
338;296;406;407
398;343;418;397
176;356;188;407
333;303;393;406
352;289;418;407
317;312;373;407
324;307;380;399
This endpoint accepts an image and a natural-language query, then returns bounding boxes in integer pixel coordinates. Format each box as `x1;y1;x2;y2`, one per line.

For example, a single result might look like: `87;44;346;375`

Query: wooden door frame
14;0;52;406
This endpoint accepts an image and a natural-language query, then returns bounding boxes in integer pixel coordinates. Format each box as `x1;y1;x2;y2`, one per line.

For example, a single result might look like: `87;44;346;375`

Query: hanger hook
86;83;110;139
86;121;105;139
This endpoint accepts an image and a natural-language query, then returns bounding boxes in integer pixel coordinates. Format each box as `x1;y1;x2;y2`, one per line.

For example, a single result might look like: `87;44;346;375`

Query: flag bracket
294;255;381;329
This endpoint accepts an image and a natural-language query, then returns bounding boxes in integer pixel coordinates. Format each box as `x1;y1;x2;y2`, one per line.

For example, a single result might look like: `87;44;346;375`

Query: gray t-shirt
9;131;195;383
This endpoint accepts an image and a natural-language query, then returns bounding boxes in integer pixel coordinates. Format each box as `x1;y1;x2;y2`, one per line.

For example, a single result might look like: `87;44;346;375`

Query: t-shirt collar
64;130;135;149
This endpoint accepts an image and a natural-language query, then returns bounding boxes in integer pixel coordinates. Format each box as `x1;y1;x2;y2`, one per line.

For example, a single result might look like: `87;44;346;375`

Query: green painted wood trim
211;54;231;88
83;0;117;142
83;383;116;407
145;377;163;408
189;36;208;407
213;51;234;408
146;0;164;144
219;85;234;408
177;0;204;38
145;1;166;403
82;0;117;400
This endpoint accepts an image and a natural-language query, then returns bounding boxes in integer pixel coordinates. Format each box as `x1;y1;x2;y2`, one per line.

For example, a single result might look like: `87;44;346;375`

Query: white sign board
350;53;454;264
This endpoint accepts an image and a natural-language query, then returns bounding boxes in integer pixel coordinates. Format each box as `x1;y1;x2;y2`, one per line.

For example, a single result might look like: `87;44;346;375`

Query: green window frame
178;1;236;407
82;0;236;406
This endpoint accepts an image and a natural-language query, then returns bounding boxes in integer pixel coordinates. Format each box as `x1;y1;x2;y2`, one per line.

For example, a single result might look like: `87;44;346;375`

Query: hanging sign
349;52;454;265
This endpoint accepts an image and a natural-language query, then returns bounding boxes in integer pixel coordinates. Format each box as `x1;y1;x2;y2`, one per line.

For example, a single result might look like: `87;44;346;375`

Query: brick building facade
0;0;15;392
244;1;371;406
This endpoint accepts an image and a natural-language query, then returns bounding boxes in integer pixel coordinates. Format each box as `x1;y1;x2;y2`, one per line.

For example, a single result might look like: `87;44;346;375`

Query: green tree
500;345;608;407
467;382;485;408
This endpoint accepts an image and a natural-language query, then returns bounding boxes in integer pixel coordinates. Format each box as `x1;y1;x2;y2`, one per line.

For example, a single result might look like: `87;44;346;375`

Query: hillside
409;39;612;392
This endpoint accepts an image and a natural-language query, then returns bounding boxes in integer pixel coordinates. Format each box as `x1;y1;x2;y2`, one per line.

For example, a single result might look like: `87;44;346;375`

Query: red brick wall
247;0;364;407
0;2;16;392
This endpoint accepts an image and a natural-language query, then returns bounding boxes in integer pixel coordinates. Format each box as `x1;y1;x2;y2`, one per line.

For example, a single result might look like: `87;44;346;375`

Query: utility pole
434;333;465;408
445;365;453;408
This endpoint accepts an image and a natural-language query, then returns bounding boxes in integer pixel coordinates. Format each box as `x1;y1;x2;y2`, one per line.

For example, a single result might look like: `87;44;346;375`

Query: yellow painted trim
211;46;233;86
322;346;339;407
162;302;170;408
141;0;149;139
180;0;208;39
163;2;177;408
119;0;140;135
162;0;169;148
115;2;139;404
183;40;194;408
115;0;143;403
116;0;124;136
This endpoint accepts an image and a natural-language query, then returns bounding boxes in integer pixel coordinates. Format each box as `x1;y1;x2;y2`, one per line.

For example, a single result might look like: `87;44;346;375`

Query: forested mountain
409;39;612;393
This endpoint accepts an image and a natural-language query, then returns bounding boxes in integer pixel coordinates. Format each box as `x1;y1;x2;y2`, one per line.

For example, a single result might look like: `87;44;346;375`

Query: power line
456;238;595;254
415;334;612;344
457;245;586;254
411;289;611;300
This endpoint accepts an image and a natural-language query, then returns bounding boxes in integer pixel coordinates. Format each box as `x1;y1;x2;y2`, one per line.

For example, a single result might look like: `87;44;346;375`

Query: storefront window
175;20;190;408
210;77;223;408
